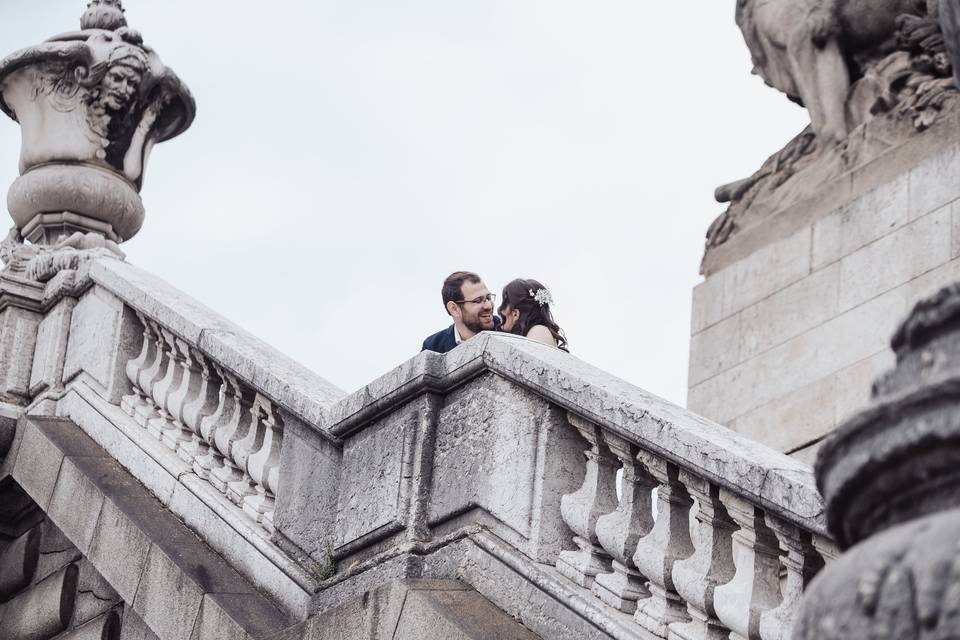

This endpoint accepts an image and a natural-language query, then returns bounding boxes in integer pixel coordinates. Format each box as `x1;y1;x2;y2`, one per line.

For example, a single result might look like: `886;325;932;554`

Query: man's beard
462;315;491;334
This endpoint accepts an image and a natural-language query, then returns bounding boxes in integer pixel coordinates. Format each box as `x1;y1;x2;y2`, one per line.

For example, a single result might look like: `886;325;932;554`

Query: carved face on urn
82;45;149;143
100;59;142;111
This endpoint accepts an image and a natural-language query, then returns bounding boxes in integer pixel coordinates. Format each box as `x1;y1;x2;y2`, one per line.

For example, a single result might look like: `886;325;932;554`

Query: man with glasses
422;271;500;353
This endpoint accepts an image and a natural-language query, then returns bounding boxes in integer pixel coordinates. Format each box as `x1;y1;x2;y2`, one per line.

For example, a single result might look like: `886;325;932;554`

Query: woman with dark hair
498;279;569;351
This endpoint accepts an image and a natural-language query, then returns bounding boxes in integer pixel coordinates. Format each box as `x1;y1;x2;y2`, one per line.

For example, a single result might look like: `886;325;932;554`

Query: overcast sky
0;1;808;404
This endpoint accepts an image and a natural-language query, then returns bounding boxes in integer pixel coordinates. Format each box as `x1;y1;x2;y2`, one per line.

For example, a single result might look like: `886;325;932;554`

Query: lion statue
737;0;930;145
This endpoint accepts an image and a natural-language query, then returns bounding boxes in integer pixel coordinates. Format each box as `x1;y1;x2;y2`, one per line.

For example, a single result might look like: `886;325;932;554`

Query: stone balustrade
5;256;836;636
119;313;284;530
553;415;831;640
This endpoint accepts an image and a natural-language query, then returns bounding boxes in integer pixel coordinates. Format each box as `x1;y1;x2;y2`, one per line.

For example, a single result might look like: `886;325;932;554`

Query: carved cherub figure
737;0;926;145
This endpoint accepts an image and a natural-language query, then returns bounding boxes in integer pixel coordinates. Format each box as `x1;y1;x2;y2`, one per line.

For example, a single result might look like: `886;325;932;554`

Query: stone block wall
689;140;960;462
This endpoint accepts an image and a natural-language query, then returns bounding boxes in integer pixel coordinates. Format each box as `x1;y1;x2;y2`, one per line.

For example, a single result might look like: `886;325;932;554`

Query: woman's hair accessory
529;288;553;307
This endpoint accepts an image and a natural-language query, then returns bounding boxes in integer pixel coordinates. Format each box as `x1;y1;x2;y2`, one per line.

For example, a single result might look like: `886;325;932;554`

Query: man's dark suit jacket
422;318;501;354
421;325;458;354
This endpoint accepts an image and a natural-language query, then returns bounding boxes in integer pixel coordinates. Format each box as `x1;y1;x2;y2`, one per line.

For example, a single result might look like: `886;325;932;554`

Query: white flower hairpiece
529;288;553;307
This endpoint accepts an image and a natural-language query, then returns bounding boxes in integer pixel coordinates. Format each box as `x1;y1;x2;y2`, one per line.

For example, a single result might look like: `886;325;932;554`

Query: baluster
208;373;255;496
160;338;202;452
713;491;782;640
146;328;184;441
120;312;157;416
812;534;838;565
633;453;695;637
591;433;656;614
758;517;823;640
132;320;168;428
226;393;269;506
194;364;239;480
178;349;221;464
556;414;619;588
243;399;284;529
669;472;736;640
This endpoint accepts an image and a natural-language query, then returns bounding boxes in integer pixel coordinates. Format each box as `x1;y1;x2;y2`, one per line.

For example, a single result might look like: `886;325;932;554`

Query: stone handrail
88;259;346;534
309;331;835;639
29;257;836;637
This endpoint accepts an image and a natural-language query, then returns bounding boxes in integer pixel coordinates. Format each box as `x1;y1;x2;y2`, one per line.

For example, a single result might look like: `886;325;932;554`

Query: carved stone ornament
704;0;959;269
793;281;960;638
0;0;194;258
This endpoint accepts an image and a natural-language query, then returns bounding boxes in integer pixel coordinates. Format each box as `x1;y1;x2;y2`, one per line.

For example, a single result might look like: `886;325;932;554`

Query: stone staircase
0;257;836;639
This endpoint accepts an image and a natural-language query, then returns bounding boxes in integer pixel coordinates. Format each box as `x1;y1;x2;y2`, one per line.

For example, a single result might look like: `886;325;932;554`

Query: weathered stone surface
72;560;120;628
33;519;82;586
393;587;539;639
432;376;582;561
169;478;312;618
688;314;741;386
690;274;725;335
0;523;40;599
88;498;151;604
720;229;811;319
0;563;78;640
0;305;41;405
811;174;910;271
191;593;288;640
132;542;236;640
738;262;840;363
730;376;836;455
64;285;140;404
435;533;628;640
0;401;20;467
838;203;951;311
57;388;179;505
121;608;160;640
690;284;907;427
272;413;340;572
908;142;960;220
12;420;67;510
30;298;77;396
334;408;407;550
273;580;536;640
48;457;107;556
61;611;122;640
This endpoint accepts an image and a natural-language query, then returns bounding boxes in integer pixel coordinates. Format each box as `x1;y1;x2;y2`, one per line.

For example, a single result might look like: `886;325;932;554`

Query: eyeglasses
454;293;497;306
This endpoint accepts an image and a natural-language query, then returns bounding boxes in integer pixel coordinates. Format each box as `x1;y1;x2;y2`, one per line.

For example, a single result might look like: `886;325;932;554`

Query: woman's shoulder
526;324;557;347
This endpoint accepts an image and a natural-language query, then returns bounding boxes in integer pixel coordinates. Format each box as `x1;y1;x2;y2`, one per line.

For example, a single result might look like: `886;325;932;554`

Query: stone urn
793;283;960;638
0;0;194;246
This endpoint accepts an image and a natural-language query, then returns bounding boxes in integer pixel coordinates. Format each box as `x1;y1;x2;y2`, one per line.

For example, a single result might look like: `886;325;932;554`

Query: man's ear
446;301;460;319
